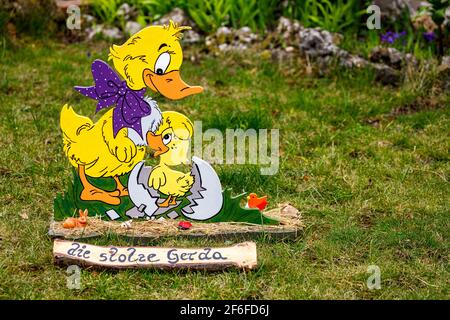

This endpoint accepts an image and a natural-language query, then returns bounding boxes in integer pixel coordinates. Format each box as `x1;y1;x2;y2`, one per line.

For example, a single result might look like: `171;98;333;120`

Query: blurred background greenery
0;0;448;59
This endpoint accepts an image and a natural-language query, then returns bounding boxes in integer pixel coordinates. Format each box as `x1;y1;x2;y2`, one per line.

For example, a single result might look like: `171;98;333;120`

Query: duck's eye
162;133;172;145
154;52;171;75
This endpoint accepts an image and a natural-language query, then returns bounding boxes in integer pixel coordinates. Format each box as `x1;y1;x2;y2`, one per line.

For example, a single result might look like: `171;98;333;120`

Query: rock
218;43;228;52
236;26;259;44
215;26;233;44
117;3;133;20
81;14;96;27
124;21;142;35
257;18;300;61
285;46;295;53
369;46;403;69
87;25;122;40
202;16;408;87
372;63;402;86
205;26;259;54
270;48;294;63
276;16;303;45
102;26;122;40
438;56;450;90
86;24;103;40
298;28;339;57
441;56;450;67
152;7;201;44
338;51;370;69
153;7;192;27
335;48;401;86
296;26;403;85
373;0;420;21
279;203;300;218
369;46;417;70
182;29;201;44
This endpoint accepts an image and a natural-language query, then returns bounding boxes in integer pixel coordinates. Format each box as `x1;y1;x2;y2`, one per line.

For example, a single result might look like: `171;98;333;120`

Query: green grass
0;39;448;299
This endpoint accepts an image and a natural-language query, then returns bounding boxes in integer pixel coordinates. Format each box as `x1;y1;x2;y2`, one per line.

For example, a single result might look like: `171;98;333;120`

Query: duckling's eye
154;52;171;75
162;133;172;145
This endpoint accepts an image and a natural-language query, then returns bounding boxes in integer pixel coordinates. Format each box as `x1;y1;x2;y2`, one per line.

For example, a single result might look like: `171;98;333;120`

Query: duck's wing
148;166;167;190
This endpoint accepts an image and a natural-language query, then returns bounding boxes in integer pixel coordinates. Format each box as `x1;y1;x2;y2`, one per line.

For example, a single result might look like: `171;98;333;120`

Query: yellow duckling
60;21;203;205
146;111;195;207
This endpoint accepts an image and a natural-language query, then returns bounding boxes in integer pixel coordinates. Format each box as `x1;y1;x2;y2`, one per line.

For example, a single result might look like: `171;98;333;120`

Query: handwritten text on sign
53;240;257;270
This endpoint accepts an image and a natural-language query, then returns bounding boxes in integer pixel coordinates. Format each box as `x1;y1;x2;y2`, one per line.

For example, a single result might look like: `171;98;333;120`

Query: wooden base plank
49;203;303;242
53;239;257;270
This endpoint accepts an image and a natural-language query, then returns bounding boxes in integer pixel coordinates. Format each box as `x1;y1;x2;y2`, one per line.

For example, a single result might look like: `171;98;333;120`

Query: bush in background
88;0;370;34
0;0;59;39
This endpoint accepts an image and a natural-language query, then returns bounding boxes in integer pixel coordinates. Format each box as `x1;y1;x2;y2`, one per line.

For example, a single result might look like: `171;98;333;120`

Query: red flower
178;221;192;230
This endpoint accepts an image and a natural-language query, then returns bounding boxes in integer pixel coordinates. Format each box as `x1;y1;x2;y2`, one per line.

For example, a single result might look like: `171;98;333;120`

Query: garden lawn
0;39;448;299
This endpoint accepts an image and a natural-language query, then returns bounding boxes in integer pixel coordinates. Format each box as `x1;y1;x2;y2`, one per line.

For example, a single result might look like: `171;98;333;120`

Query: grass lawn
0;39;448;299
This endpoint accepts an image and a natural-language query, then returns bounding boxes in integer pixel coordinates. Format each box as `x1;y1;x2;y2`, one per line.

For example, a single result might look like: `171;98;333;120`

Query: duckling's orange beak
146;132;169;157
143;69;203;100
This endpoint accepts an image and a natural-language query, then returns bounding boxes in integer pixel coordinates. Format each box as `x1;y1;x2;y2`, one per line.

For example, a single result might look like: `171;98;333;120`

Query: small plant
254;0;281;31
90;0;122;26
229;0;259;31
186;0;233;33
130;0;182;22
284;0;365;33
185;0;282;33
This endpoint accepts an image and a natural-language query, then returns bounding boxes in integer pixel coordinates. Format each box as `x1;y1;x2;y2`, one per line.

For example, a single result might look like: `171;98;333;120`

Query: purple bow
74;59;151;138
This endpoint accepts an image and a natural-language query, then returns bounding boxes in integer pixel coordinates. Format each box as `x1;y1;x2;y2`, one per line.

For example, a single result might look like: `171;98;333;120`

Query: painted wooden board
49;203;303;242
53;239;257;270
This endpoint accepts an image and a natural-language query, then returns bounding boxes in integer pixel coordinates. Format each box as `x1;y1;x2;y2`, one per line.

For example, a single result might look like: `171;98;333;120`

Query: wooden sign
53;239;257;270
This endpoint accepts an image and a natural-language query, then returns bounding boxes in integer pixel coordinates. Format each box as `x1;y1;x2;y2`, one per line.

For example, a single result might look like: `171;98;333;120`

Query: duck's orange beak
143;69;203;100
146;132;169;157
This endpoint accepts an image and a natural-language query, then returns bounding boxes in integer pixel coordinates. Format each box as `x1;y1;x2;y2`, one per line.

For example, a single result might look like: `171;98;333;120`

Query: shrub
0;0;58;38
283;0;367;33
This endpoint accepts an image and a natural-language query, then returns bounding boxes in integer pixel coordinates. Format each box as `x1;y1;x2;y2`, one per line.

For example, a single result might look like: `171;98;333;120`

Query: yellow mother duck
60;21;202;205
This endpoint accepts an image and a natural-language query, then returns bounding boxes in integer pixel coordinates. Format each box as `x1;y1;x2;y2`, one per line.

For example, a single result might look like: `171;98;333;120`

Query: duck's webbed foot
78;164;121;205
80;187;121;205
113;176;128;197
158;195;172;207
169;196;178;205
